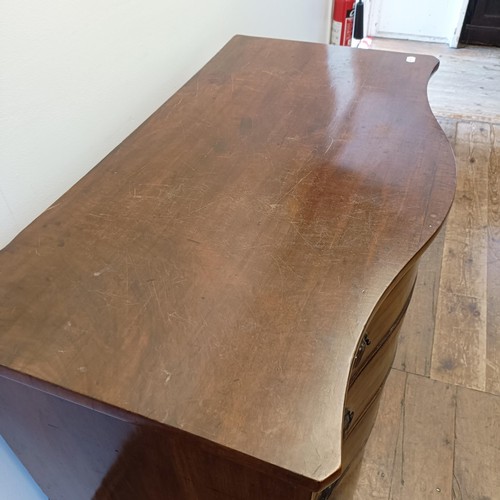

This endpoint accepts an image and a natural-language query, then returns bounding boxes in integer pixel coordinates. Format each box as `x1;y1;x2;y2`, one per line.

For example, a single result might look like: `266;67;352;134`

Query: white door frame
449;0;469;47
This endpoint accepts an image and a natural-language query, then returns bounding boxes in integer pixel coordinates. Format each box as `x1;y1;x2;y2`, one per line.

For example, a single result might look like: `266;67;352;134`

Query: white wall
0;1;331;498
366;0;466;45
0;0;331;250
0;436;47;500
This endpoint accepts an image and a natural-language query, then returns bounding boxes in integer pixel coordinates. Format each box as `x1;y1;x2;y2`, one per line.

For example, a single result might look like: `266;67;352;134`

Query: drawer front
350;263;418;381
341;386;381;473
313;389;383;500
343;319;403;436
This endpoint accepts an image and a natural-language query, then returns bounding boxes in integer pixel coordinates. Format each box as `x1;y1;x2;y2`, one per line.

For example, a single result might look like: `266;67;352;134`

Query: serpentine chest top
0;36;455;499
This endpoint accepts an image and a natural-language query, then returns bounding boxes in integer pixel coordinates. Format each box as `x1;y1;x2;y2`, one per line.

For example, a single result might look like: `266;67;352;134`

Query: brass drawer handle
318;483;334;500
343;408;355;433
353;333;371;368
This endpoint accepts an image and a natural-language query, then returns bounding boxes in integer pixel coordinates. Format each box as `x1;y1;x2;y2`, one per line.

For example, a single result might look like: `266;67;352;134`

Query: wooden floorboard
334;370;407;500
453;386;500;499
393;226;445;377
388;373;455;500
487;124;500;395
431;122;490;392
370;39;500;123
340;370;500;500
393;117;456;378
336;371;457;499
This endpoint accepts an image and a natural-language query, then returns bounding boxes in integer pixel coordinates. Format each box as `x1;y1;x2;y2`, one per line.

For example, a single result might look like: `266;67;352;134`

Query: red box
331;0;355;46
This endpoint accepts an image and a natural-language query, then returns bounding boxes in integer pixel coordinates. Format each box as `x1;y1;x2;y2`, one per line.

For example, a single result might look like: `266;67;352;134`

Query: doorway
460;0;500;46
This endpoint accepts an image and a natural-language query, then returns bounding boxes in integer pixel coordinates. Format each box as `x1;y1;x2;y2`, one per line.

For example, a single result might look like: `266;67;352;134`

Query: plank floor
337;40;500;500
370;38;500;123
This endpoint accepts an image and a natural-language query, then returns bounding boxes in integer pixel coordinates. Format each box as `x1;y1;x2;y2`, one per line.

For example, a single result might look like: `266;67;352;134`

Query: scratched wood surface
335;371;457;500
345;118;500;499
333;369;408;500
388;374;456;499
371;39;500;123
431;121;490;391
342;37;500;498
392;228;445;376
0;35;456;497
392;118;457;377
340;369;500;500
487;124;500;396
339;40;500;500
453;386;500;499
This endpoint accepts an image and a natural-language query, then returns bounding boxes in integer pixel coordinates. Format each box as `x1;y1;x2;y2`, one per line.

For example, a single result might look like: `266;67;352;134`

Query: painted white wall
366;0;466;45
0;1;331;497
0;436;47;500
0;0;331;251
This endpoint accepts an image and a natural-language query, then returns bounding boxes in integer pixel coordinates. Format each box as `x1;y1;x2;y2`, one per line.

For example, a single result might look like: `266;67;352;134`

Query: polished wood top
0;36;455;488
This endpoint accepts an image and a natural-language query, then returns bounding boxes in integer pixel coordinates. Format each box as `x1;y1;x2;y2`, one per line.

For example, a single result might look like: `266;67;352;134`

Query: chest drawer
350;264;418;381
314;385;383;500
343;316;404;437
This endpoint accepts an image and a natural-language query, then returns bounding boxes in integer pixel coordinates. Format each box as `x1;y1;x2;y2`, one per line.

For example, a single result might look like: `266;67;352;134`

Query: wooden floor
370;38;500;123
335;40;500;500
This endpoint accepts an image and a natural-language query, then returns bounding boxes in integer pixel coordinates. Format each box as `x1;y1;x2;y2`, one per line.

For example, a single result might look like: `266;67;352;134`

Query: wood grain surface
432;122;492;392
370;39;500;123
487;123;500;395
453;385;500;499
0;35;456;494
392;229;445;376
333;369;408;500
392;116;457;377
340;371;456;500
341;117;500;499
336;37;500;499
